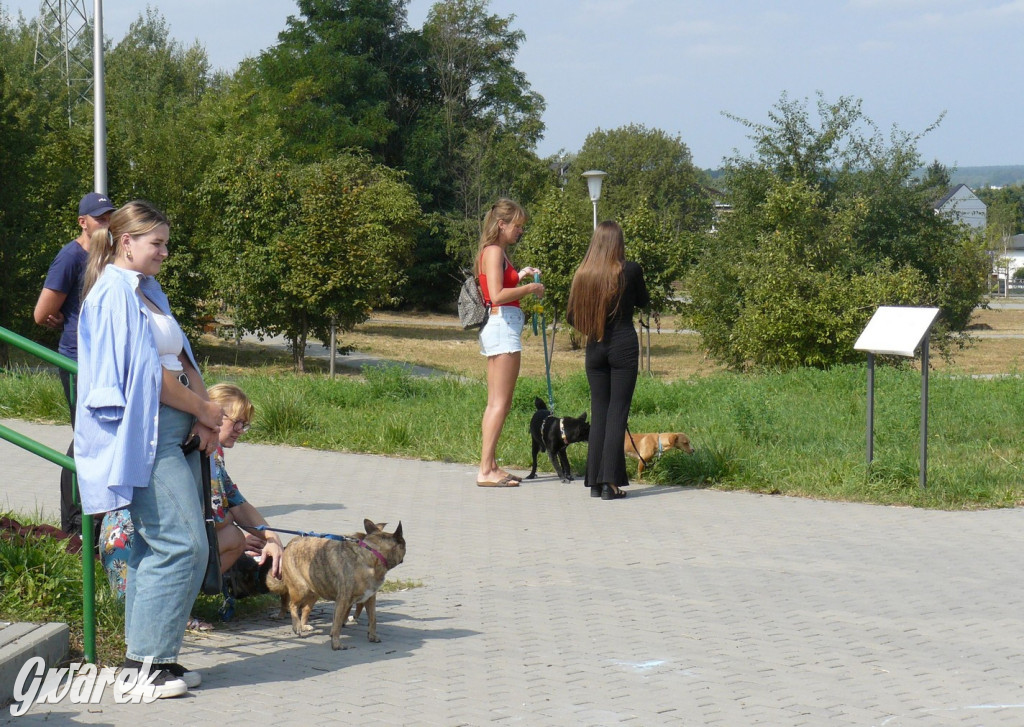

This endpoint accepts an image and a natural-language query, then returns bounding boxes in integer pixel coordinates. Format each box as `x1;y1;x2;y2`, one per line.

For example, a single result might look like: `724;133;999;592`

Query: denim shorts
479;306;525;356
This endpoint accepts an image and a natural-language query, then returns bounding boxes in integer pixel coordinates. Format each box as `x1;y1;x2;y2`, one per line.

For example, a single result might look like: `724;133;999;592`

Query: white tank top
148;311;185;371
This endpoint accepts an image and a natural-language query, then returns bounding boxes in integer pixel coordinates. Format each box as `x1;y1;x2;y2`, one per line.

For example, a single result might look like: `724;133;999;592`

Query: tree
103;9;220;335
686;93;989;370
514;187;590;352
206;152;421;371
420;0;547;215
252;0;411;162
0;39;40;363
977;183;1024;283
620;201;679;320
407;0;552;309
0;12;91;363
573;124;713;238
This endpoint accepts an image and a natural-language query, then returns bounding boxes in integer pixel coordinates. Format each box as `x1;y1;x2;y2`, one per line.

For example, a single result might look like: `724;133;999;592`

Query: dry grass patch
932;306;1024;375
344;312;724;380
184;304;1024;380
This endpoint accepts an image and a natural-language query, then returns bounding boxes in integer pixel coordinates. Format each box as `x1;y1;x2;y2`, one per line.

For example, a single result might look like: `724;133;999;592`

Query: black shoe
590;486;603;498
120;659;188;699
165;662;201;688
601;485;627;500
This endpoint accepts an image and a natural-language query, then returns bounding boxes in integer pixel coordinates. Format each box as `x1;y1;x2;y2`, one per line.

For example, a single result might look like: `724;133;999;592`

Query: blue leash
239;523;354;543
238;523;388;567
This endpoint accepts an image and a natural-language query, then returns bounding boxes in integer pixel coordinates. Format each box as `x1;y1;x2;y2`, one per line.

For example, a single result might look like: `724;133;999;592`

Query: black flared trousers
584;324;639;488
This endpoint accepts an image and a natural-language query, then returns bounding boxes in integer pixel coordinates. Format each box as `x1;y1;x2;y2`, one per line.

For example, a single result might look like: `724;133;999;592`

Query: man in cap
34;191;116;533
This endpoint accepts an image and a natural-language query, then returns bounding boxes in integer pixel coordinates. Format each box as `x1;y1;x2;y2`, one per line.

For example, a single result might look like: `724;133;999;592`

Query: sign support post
854;307;940;489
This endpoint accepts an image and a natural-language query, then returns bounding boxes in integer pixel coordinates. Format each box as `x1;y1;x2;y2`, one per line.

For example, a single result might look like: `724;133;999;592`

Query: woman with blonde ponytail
76;199;224;698
474;198;544;487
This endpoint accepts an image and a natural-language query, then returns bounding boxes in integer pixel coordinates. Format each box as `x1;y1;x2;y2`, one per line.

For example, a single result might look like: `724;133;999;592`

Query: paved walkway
3;418;1024;725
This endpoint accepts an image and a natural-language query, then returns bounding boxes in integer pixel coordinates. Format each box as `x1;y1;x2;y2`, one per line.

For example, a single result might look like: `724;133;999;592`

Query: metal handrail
0;325;95;664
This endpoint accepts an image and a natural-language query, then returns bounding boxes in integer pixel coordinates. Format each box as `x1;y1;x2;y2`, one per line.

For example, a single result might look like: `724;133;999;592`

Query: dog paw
524;473;537;479
300;623;315;633
331;641;351;651
368;634;381;643
346;615;357;625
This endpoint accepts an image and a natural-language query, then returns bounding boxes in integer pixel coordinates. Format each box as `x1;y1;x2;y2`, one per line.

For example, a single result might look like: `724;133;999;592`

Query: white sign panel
853;306;940;357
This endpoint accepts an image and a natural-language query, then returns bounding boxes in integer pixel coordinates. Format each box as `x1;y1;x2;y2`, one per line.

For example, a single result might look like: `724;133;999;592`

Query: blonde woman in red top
475;199;544;487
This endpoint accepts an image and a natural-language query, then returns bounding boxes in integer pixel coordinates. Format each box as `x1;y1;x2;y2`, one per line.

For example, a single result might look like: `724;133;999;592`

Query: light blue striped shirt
74;264;200;514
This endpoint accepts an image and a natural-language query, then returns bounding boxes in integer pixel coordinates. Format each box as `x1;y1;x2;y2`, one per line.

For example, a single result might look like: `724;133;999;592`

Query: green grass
0;517;127;665
5;361;1023;509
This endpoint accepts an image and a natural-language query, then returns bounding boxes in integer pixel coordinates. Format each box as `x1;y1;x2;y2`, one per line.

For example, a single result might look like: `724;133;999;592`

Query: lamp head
581;170;607;202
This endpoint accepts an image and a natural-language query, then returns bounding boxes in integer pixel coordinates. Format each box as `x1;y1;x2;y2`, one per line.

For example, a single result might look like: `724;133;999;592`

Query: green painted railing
0;325;95;664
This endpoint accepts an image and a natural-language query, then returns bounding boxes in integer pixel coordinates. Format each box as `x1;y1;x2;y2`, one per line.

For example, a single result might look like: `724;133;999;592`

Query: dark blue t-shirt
42;240;88;360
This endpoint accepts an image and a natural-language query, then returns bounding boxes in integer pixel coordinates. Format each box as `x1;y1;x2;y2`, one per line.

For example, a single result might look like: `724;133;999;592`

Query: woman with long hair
566;221;649;500
475;199;544;487
77;200;224;698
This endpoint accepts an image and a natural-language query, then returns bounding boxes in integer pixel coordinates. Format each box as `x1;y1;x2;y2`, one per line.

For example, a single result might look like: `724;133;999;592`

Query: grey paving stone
4;418;1024;725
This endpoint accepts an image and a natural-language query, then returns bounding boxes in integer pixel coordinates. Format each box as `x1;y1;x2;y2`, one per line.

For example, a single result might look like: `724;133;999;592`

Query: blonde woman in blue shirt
76;200;224;699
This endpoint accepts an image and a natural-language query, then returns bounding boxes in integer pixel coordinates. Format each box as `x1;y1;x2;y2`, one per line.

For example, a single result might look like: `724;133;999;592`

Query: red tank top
478;252;520;308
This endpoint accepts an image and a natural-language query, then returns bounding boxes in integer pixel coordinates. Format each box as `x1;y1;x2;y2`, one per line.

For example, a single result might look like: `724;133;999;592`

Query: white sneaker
120;661;188;699
167;663;201;688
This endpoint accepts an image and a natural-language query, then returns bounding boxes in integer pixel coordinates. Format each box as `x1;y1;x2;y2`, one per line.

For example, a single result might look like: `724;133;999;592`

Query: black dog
526;397;590;482
223;553;274;599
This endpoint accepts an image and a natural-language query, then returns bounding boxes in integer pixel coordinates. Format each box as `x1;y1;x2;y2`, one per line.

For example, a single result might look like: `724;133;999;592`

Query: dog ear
363;519;379;534
579;412;587;422
393;521;403;542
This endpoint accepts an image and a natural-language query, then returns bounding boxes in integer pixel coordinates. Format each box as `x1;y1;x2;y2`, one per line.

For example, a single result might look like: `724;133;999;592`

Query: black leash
625;424;647;469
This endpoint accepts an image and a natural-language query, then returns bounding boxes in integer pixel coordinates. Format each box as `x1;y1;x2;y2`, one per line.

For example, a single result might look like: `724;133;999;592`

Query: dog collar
658;438;664;456
559;418;569;445
359;540;388;567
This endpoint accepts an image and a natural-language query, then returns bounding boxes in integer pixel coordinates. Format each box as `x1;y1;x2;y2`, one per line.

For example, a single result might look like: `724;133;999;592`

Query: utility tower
33;0;93;126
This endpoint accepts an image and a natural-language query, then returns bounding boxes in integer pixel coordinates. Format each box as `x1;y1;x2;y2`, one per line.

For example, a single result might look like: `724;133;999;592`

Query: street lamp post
93;0;107;194
581;170;607;230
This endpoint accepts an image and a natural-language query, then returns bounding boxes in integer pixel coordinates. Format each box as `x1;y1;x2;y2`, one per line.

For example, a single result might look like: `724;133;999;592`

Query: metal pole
866;353;874;465
68;373;94;663
81;0;104;664
329;321;336;378
591;200;598;231
92;0;106;193
920;335;929;489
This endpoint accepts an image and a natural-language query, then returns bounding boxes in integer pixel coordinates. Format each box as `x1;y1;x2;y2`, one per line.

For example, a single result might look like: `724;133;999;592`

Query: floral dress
100;446;247;598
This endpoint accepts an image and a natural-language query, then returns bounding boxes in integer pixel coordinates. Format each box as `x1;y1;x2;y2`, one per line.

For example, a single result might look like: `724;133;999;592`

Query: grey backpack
457;273;488;330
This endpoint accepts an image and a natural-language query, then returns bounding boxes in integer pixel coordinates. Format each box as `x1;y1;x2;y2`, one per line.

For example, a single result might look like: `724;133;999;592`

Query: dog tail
535;396;546;410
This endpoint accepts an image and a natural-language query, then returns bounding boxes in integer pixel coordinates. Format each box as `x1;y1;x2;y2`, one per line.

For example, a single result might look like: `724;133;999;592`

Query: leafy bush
686;93;989;371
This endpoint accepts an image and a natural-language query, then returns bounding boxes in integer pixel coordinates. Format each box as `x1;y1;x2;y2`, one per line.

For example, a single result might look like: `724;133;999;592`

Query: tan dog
624;432;694;477
266;519;405;650
270;522;388;625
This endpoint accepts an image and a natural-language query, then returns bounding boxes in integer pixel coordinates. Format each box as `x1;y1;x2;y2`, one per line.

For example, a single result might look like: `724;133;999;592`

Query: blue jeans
125;404;206;664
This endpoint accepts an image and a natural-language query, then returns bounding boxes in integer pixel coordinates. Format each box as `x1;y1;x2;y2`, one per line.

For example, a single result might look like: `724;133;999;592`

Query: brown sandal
477;474;520;487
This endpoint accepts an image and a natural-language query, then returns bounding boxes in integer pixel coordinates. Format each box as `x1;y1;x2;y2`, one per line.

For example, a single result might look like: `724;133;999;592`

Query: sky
3;0;1023;170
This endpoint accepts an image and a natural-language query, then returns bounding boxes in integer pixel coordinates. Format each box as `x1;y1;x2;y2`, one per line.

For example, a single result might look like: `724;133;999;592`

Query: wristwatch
177;372;190;388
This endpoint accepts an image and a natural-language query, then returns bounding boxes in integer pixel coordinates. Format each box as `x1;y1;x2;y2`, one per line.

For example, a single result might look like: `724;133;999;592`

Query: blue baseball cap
78;192;116;217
